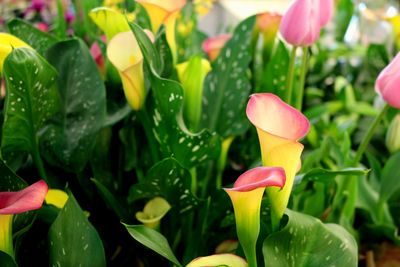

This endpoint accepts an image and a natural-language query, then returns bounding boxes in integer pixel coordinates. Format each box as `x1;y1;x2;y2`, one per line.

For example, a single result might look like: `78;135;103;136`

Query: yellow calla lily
136;0;186;62
45;189;69;209
135;197;171;229
246;93;310;230
186;253;248;267
89;7;131;41
0;33;31;73
107;31;145;110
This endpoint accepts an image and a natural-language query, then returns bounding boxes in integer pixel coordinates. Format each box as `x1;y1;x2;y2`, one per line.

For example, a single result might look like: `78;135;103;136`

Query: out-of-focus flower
107;31;145;110
176;55;211;131
246;93;309;227
375;52;400;109
177;20;194;37
194;0;216;16
135;197;171;229
186;253;247;267
35;22;49;32
0;180;48;258
279;0;334;46
215;240;238;254
0;33;31;73
65;9;75;24
90;42;106;78
386;114;400;153
224;167;286;266
202;34;231;61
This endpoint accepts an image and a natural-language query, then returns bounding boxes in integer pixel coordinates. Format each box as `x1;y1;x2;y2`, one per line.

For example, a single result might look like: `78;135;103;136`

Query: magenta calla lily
375;52;400;109
224;167;285;267
0;180;48;258
246;93;310;229
279;0;334;46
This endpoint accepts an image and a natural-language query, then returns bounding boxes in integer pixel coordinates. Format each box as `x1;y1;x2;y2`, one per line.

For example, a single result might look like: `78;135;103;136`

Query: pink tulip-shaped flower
246;93;310;229
0;180;48;258
375;52;400;109
202;34;231;61
224;167;286;267
279;0;334;46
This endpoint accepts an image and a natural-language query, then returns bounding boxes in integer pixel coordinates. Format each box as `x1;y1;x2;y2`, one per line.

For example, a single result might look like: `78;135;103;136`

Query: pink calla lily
202;34;231;61
375;52;400;109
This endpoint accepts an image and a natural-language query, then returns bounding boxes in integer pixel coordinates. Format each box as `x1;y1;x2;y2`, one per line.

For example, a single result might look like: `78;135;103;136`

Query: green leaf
0;251;17;267
123;224;182;267
380;152;400;204
201;16;256;137
49;194;106;267
7;18;59;55
128;158;199;214
296;167;369;185
40;39;106;172
263;210;358;267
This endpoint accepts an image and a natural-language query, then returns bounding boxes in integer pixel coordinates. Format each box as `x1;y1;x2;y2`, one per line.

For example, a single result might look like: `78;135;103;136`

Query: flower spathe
246;93;310;227
0;33;31;73
0;180;48;258
186;253;248;267
107;31;145;110
224;167;285;267
202;34;231;61
135;197;171;229
279;0;334;46
375;52;400;109
89;7;131;41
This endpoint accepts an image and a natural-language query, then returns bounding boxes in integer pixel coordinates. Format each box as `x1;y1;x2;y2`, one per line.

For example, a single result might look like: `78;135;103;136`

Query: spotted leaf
200;16;255;137
40;39;106;172
128;158;199;214
48;194;106;267
263;209;357;267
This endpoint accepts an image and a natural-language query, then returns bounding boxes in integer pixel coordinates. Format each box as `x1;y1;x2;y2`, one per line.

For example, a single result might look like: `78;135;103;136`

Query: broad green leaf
49;194;106;267
263;210;358;267
201;16;256;137
0;251;17;267
380;152;400;204
7;18;59;55
40;39;106;172
295;167;368;185
128;158;199;214
124;224;182;267
2;48;60;175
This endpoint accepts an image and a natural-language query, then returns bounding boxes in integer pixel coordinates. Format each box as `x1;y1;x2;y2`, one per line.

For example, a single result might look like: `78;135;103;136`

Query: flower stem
286;46;298;105
295;47;309;111
137;108;160;163
352;104;390;165
32;144;48;184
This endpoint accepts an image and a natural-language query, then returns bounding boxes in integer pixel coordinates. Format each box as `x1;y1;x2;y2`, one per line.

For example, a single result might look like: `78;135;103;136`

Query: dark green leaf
0;251;17;267
124;224;182;267
201;16;256;137
296;167;368;185
380;152;400;204
41;39;106;172
263;210;358;267
49;194;106;267
7;18;59;55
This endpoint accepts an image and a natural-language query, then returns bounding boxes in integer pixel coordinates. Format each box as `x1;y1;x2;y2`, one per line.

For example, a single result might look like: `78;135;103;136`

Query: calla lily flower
215;239;238;254
224;167;286;267
176;55;211;131
89;7;131;41
135;197;171;229
256;12;282;60
246;93;310;228
186;253;248;267
136;0;186;61
279;0;334;46
45;189;69;209
0;33;31;73
375;52;400;109
202;34;231;61
90;42;106;78
0;180;48;258
107;31;145;110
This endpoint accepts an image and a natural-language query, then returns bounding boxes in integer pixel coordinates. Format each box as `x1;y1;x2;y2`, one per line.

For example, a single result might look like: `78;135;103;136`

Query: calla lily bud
186;253;248;267
176;55;211;131
202;34;231;61
135;197;171;229
0;180;48;258
279;0;334;46
246;93;310;228
224;167;285;267
107;31;146;110
386;114;400;153
375;52;400;109
0;33;31;73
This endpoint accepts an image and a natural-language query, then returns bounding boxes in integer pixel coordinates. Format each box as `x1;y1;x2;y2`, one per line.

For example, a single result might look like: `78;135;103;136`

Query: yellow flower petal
45;189;69;209
89;7;131;40
186;253;248;267
135;197;171;229
0;33;31;73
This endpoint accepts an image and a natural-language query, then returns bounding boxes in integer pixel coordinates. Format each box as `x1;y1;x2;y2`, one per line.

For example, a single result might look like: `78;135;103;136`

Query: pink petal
0;180;48;214
319;0;334;26
375;52;400;109
246;93;310;141
202;34;232;54
225;167;286;192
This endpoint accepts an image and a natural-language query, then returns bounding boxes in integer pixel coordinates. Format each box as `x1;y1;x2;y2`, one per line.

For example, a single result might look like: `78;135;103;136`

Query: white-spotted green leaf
200;16;256;137
40;39;106;172
7;18;59;55
263;209;358;267
128;158;199;214
49;194;106;267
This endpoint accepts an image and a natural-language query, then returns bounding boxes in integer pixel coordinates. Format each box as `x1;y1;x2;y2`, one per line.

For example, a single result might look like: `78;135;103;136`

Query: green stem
352;104;390;165
32;144;48;184
286;46;298;105
137;108;160;163
295;47;309;111
190;167;197;195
